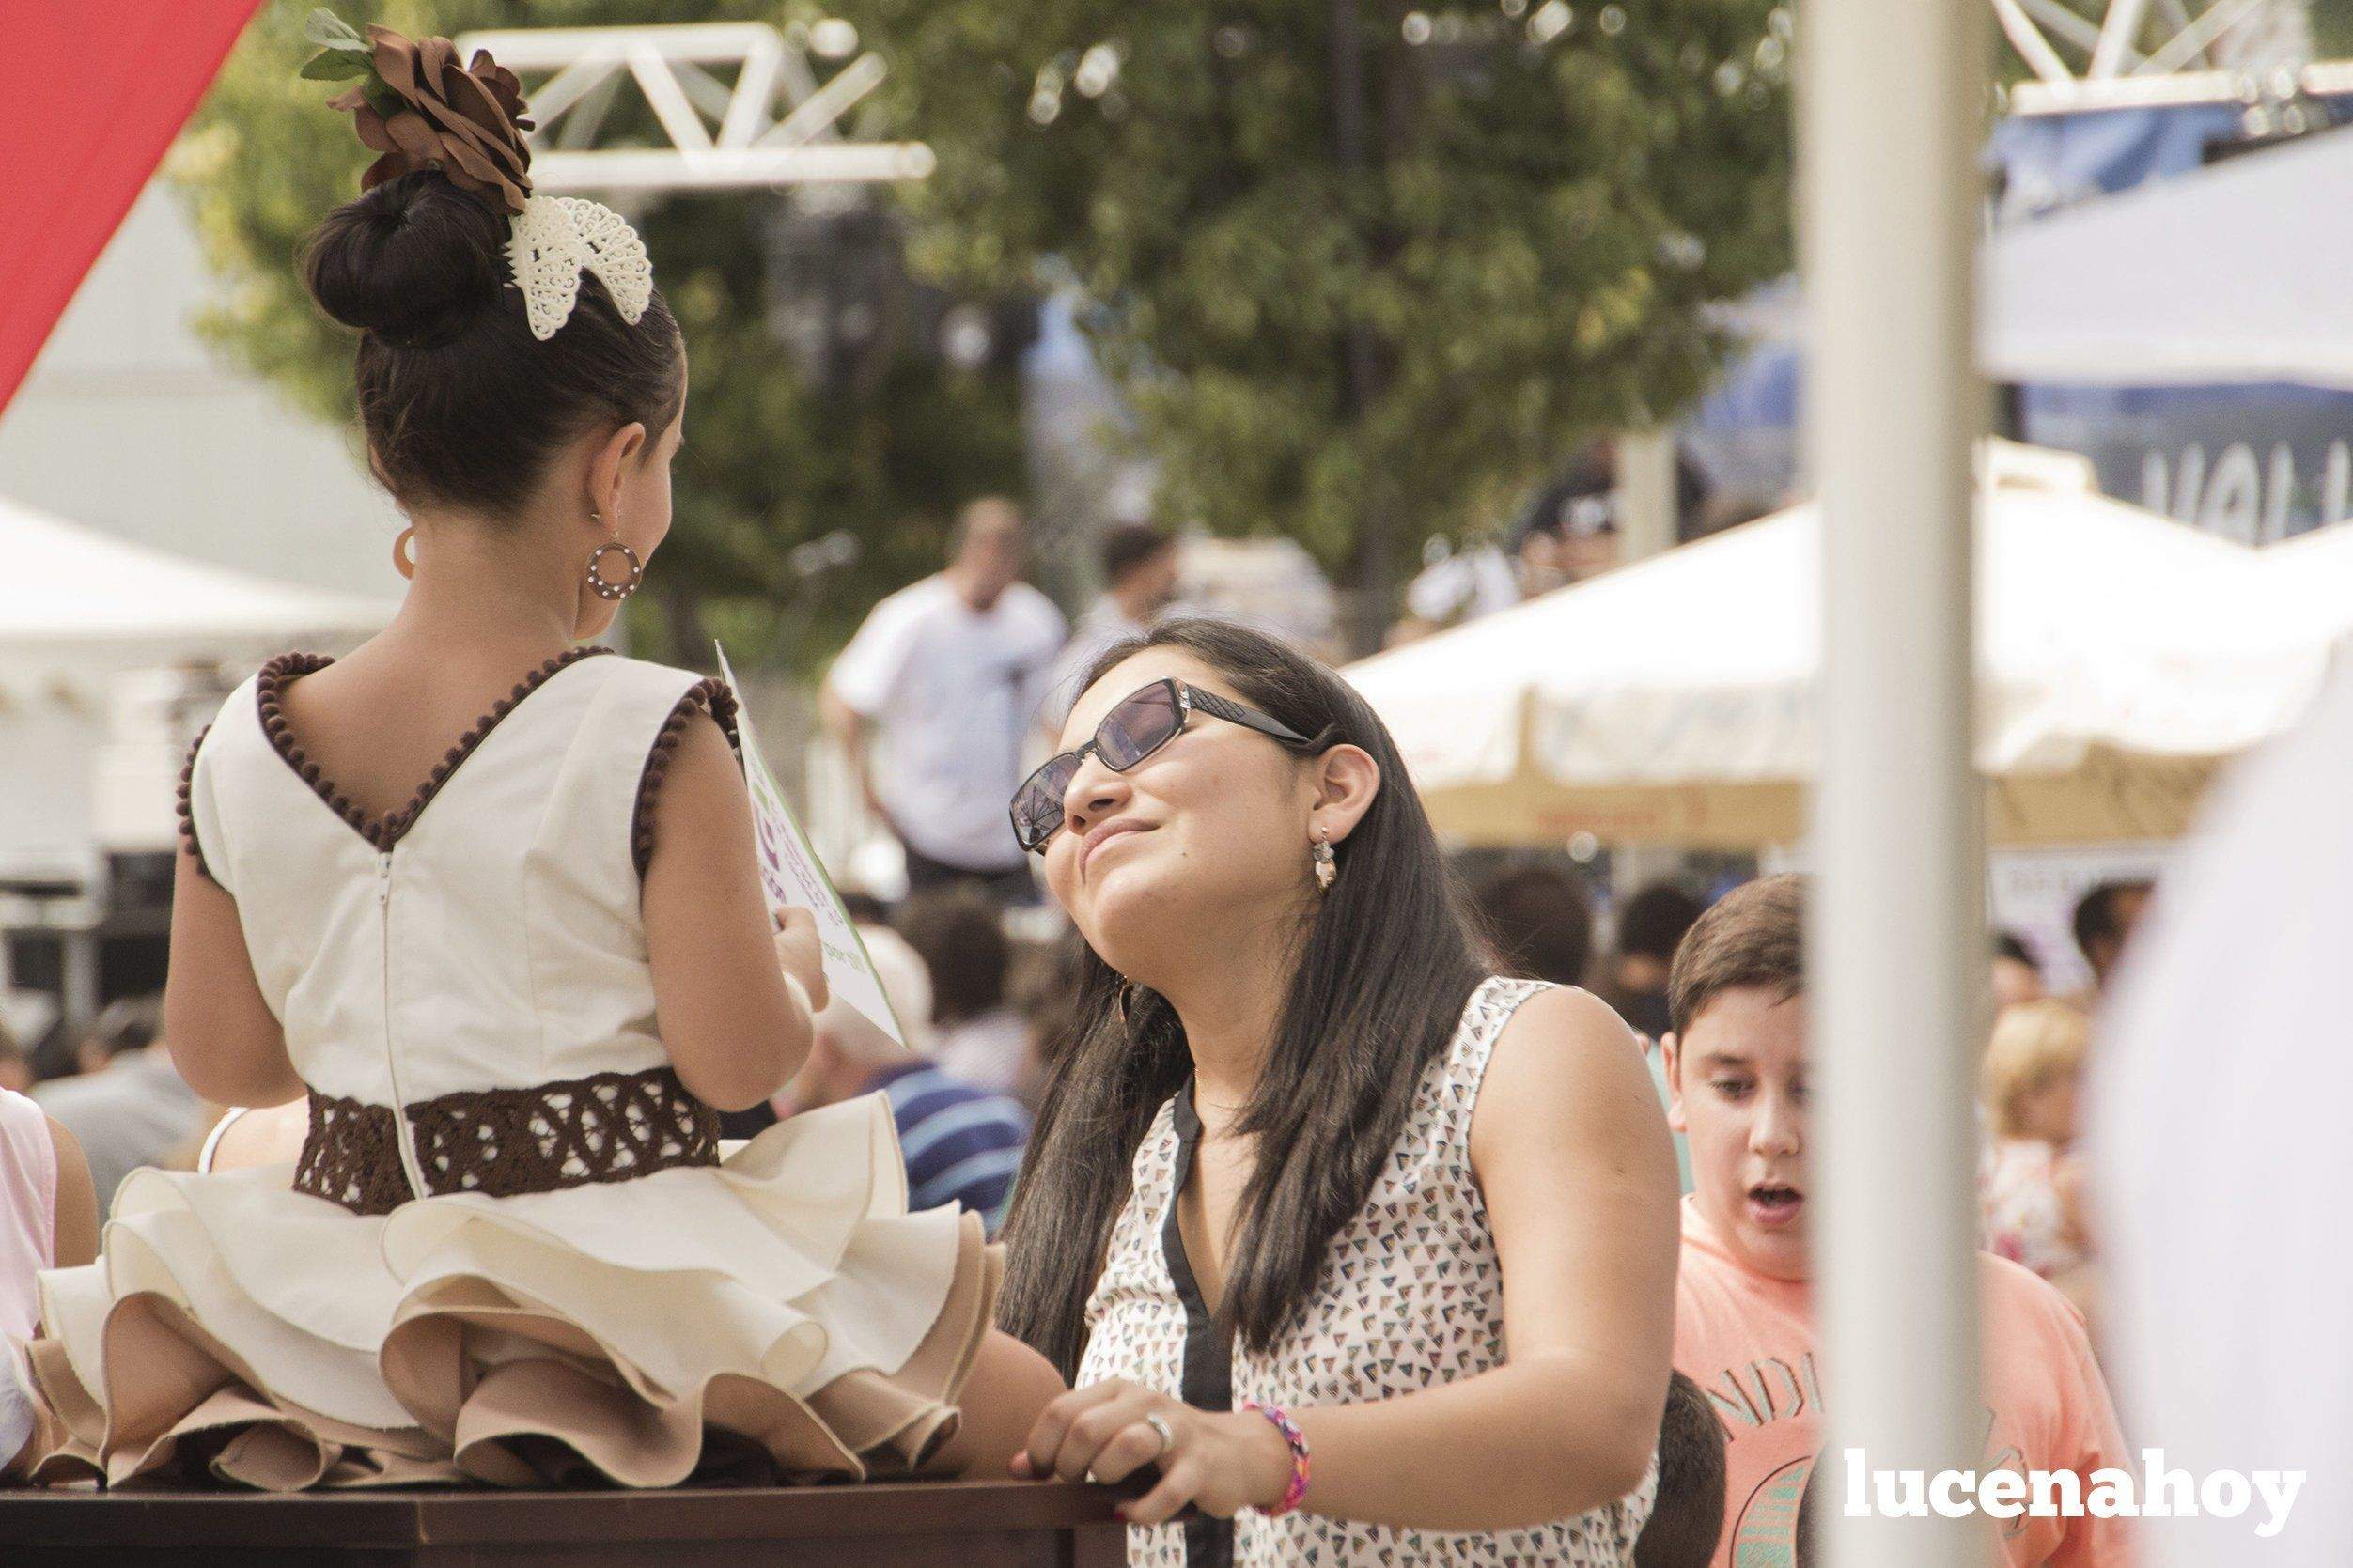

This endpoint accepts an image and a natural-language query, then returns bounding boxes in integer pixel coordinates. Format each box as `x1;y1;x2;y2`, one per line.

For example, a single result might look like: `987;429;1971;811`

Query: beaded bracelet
1240;1400;1311;1517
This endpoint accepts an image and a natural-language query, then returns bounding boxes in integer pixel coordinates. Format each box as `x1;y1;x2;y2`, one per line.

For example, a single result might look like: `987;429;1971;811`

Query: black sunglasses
1011;678;1329;853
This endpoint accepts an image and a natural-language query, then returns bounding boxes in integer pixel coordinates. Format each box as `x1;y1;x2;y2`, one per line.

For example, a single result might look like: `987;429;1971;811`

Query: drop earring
1312;827;1337;893
584;508;643;602
393;526;416;582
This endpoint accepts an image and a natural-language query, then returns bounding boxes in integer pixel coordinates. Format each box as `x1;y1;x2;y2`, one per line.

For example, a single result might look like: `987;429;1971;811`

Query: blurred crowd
0;856;2146;1292
0;471;2163;1560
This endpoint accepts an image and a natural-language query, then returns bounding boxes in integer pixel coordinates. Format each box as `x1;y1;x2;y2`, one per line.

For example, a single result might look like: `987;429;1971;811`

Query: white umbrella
4;492;396;660
1;493;398;875
1348;455;2320;847
2251;518;2353;640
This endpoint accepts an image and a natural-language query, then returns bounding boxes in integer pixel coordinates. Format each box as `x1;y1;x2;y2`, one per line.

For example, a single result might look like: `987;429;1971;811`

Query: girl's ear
585;421;648;520
1309;744;1381;847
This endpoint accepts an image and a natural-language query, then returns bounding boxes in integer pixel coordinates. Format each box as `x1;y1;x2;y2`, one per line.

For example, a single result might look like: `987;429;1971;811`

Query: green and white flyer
715;644;903;1046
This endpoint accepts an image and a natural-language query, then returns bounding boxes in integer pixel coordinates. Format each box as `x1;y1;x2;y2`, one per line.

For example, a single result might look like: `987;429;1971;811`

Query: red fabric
0;0;263;416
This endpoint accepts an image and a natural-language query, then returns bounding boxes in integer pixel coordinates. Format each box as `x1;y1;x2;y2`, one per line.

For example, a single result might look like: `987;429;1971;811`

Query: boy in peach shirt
1661;876;2130;1566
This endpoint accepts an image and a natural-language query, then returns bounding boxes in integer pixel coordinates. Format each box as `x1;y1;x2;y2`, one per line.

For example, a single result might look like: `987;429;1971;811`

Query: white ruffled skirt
16;1094;998;1490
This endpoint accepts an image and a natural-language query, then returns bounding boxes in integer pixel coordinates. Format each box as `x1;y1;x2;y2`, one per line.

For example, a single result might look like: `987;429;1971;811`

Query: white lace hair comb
506;194;654;341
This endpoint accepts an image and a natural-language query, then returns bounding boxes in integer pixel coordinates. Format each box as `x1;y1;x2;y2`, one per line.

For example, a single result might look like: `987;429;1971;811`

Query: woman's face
1041;649;1327;985
576;364;686;639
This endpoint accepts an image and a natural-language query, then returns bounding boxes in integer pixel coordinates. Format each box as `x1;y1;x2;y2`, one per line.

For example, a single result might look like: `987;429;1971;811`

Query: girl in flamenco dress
1;22;1061;1490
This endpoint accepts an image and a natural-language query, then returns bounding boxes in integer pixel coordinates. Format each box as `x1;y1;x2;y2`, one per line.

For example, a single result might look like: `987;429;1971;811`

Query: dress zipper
378;849;429;1200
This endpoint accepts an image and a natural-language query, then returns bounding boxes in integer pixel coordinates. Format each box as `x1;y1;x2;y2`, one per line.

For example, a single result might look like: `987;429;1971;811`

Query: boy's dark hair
1619;882;1707;965
896;890;1010;1025
2070;879;2151;960
85;995;164;1063
1667;875;1805;1039
1100;522;1176;586
1474;863;1594;986
1634;1371;1729;1568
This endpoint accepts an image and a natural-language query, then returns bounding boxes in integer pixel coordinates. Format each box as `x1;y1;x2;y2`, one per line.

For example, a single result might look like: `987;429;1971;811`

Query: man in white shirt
822;497;1068;900
1039;521;1180;728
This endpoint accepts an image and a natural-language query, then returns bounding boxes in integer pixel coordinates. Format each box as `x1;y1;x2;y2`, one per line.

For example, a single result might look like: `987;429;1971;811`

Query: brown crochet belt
290;1066;723;1216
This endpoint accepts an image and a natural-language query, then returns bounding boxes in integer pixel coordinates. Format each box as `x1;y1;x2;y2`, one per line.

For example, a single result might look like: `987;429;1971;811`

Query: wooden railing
0;1478;1128;1565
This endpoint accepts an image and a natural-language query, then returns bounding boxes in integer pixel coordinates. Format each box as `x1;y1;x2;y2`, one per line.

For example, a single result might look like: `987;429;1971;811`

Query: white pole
1613;429;1680;566
1802;0;1987;1562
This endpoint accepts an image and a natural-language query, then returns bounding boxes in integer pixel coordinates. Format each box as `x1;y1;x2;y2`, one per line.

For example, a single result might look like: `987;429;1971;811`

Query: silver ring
1143;1411;1176;1459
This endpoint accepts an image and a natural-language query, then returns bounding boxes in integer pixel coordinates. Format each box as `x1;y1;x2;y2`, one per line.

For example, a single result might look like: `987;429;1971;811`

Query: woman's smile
1080;817;1154;879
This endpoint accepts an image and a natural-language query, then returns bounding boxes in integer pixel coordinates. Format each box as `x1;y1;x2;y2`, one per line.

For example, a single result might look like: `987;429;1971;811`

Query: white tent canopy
5;493;396;667
1982;125;2353;388
2;494;397;882
1348;455;2329;847
1720;127;2353;390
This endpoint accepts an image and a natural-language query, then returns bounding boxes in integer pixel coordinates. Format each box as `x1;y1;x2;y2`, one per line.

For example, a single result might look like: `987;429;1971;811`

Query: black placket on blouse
1164;1084;1236;1568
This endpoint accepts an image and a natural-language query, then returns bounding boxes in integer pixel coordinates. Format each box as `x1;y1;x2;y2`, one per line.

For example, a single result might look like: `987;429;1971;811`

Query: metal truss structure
450;21;933;197
1990;0;2339;107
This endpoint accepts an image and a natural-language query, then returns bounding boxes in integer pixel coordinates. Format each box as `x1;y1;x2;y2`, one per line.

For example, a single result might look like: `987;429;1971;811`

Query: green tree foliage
173;0;1025;669
849;0;1795;629
2306;0;2353;55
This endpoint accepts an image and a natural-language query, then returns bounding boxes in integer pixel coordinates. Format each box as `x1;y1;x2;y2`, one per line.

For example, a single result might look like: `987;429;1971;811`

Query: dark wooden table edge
0;1478;1128;1548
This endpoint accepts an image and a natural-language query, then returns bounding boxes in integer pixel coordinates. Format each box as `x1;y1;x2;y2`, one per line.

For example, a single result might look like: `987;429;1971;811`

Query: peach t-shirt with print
1673;1196;2133;1566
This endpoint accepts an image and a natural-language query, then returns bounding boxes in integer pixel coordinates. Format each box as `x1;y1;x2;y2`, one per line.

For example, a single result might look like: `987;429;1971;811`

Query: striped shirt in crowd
868;1062;1030;1234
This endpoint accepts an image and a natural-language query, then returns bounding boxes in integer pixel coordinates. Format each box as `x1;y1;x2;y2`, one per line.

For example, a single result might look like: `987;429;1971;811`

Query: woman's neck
1155;924;1301;1123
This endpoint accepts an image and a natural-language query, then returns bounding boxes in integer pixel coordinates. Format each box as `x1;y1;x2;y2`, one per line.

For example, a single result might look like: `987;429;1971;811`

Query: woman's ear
585;421;648;522
1309;744;1381;847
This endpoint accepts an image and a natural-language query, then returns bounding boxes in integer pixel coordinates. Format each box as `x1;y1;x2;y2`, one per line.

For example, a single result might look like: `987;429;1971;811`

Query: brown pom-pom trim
632;677;743;878
176;724;217;884
257;646;612;852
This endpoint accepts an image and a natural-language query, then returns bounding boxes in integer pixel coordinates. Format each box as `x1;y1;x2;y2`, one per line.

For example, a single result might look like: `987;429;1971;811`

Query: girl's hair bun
298;169;681;520
304;170;505;346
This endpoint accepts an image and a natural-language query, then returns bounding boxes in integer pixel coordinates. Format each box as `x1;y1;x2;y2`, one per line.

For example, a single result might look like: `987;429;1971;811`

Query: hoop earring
392;526;416;582
1312;827;1338;893
585;509;643;603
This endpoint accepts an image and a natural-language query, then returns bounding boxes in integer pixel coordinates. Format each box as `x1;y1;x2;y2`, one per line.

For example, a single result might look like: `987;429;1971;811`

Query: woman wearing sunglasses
996;619;1677;1565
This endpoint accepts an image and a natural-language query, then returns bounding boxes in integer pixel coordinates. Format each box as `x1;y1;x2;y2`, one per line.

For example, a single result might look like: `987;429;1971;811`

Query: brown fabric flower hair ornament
304;8;534;215
304;9;654;341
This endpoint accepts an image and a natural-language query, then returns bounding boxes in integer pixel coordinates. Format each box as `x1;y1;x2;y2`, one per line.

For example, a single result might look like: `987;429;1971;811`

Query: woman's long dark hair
996;619;1490;1379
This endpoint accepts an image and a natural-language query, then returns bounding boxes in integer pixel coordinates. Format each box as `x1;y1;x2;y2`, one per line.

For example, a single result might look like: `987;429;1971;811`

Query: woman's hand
771;906;830;1015
1010;1378;1293;1525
